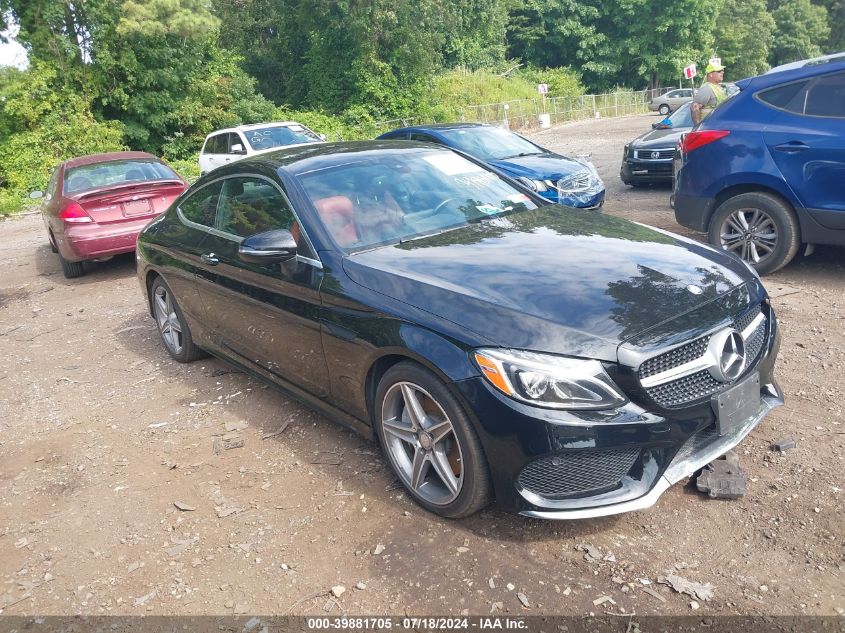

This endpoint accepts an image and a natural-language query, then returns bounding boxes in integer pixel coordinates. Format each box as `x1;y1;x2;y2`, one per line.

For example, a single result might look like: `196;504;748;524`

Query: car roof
198;140;454;180
205;121;310;137
766;52;845;75
739;52;845;91
62;151;159;169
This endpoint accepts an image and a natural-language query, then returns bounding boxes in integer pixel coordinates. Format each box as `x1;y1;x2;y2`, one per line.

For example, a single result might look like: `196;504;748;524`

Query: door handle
773;142;810;153
201;252;219;265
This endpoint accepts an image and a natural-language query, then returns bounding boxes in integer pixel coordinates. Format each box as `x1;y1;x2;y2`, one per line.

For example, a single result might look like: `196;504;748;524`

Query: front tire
708;192;800;275
659;104;671;115
374;362;492;518
150;277;205;362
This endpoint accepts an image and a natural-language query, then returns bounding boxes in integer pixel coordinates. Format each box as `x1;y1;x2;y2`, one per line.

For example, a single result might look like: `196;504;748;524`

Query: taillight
59;202;93;223
681;130;730;153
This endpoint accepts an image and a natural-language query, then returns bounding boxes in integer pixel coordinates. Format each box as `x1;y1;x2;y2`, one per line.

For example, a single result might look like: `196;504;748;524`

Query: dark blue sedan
673;53;845;274
379;123;605;209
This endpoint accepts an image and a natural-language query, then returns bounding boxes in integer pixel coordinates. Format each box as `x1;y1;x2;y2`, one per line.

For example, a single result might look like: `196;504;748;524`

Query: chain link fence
349;89;662;139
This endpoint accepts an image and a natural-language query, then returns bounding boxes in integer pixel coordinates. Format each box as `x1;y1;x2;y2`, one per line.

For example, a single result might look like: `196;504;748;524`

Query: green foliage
715;0;774;78
516;67;584;97
166;158;201;184
440;0;509;69
770;0;831;66
118;0;219;38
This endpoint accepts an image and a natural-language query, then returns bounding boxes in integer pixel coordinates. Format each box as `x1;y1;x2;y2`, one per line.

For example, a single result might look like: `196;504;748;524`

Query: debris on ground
517;592;530;608
772;437;796;453
491;602;503;613
658;574;715;601
690;600;700;610
373;544;385;556
225;420;249;432
221;434;245;450
641;587;666;603
355;582;366;590
133;589;157;607
695;450;746;499
331;585;346;598
593;596;615;606
262;420;290;440
173;501;195;511
575;543;602;563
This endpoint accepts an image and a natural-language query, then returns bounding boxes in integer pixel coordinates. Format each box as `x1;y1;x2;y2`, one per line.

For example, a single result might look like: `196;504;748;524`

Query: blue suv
673;53;845;274
379;123;605;209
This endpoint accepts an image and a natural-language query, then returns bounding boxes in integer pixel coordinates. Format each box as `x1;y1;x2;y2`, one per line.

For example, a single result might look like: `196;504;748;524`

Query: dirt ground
0;114;842;619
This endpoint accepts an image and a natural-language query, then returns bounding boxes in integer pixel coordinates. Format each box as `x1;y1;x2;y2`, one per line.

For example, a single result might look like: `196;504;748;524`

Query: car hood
487;153;586;180
629;127;690;149
341;207;751;361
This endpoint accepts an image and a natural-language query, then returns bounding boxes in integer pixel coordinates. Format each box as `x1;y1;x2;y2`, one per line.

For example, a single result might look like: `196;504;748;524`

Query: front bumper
621;159;673;184
454;301;782;519
542;189;605;209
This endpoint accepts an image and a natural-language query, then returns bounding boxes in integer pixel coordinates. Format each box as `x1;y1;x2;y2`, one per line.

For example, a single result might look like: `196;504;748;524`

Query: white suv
199;122;325;175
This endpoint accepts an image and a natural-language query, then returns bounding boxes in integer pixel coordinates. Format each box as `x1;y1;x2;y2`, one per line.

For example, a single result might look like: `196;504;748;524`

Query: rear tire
374;361;492;518
48;232;58;253
659;104;671;115
59;253;85;279
150;277;205;362
708;192;800;275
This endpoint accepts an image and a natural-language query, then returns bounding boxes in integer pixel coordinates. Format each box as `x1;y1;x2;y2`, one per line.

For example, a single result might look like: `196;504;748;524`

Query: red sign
683;64;697;80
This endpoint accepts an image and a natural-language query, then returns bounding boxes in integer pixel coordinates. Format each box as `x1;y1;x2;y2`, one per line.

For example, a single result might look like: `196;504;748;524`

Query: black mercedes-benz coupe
137;141;783;519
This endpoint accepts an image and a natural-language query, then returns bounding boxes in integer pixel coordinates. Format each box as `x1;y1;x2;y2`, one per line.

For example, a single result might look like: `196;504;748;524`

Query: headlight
473;348;627;410
517;176;548;192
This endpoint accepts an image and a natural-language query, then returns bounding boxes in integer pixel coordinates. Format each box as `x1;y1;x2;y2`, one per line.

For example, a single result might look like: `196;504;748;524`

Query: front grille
648;370;722;408
518;448;640;499
633;149;674;160
638;303;768;408
639;336;710;378
556;171;592;193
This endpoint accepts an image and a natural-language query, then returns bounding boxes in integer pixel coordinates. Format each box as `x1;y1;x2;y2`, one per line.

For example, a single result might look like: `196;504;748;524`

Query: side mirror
230;143;246;155
30;191;44;199
239;229;298;264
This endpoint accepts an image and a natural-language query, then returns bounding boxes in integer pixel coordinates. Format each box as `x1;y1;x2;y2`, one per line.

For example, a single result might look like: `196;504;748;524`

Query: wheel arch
709;185;799;238
144;269;163;318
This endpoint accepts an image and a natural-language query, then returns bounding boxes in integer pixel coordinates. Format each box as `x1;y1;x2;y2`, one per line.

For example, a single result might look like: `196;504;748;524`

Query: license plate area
123;199;151;216
712;372;761;436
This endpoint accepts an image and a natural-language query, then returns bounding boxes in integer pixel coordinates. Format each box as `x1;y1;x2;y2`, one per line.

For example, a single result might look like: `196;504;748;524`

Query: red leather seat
314;196;358;246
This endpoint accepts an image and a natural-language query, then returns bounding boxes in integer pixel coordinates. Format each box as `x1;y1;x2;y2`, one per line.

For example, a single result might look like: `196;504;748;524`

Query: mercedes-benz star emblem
651;151;660;159
707;329;746;382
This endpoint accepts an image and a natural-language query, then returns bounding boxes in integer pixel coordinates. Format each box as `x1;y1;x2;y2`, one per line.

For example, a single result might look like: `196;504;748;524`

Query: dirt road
1;114;842;618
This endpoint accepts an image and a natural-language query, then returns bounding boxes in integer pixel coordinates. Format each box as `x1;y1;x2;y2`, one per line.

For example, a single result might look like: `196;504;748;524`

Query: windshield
296;149;540;252
668;104;694;128
64;159;179;194
244;125;322;151
437;127;545;161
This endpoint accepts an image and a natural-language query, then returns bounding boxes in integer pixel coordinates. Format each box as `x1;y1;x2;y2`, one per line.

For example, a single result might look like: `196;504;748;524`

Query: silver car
648;88;694;115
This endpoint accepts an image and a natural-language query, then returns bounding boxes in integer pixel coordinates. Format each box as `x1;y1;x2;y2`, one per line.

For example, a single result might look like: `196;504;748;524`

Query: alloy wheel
153;284;184;355
380;381;464;505
719;208;778;265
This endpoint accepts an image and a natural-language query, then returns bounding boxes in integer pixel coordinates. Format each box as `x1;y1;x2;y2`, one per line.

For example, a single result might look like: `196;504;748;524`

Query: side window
667;90;680;98
216;177;296;239
804;72;845;117
758;80;810;112
179;181;223;227
410;133;438;143
46;169;59;200
227;133;243;154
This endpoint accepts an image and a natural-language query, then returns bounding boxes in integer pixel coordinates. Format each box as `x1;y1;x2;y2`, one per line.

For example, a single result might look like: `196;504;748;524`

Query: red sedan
34;151;188;278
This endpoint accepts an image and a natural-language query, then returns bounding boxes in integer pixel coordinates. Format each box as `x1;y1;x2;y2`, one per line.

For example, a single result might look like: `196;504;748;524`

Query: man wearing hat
692;61;727;125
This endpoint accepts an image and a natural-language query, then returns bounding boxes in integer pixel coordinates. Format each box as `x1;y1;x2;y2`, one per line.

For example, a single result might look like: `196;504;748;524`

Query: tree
769;0;830;66
584;0;718;90
440;0;509;70
815;0;845;51
714;0;774;79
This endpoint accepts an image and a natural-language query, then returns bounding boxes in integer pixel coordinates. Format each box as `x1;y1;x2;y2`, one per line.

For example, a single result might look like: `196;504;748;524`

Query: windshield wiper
498;151;545;159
